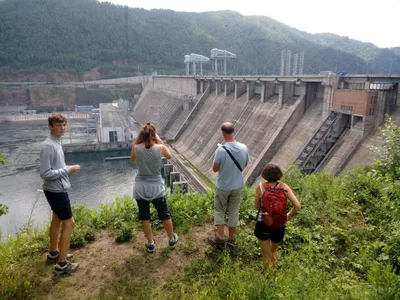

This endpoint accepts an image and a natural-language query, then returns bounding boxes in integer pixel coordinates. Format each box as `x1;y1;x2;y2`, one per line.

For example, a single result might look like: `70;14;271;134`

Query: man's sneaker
54;261;79;275
207;236;226;248
46;252;73;264
146;240;155;253
169;233;179;249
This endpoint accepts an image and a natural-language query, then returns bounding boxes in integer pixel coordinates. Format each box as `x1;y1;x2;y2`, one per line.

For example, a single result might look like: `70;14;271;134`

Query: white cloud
100;0;400;48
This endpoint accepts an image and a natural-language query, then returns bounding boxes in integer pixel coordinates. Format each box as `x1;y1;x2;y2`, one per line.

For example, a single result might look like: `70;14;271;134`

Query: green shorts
214;187;242;227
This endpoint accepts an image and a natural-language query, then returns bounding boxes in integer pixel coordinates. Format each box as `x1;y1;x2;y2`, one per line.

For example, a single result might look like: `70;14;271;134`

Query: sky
100;0;400;48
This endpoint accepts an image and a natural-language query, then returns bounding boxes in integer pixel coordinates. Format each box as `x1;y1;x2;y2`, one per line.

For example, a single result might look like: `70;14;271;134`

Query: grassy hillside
1;118;400;299
0;0;399;81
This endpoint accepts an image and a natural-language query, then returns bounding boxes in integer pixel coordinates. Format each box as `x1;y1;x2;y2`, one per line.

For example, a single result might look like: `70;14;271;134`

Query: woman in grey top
130;123;178;253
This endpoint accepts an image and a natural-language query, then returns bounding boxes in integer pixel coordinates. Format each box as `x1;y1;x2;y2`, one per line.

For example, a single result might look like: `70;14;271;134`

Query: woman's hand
155;133;164;144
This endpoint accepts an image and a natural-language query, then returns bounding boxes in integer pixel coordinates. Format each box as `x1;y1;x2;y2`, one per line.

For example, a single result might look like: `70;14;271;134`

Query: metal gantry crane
184;53;210;75
210;48;236;75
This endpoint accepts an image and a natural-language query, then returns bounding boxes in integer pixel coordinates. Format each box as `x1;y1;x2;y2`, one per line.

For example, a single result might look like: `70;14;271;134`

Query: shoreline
2;112;90;122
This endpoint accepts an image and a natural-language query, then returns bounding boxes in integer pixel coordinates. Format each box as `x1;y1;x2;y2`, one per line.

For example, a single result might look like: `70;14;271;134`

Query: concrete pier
63;141;131;154
235;81;247;99
7;112;90;122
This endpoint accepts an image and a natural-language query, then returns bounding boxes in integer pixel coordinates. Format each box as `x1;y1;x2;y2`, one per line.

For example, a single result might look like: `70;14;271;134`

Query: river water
0;119;137;236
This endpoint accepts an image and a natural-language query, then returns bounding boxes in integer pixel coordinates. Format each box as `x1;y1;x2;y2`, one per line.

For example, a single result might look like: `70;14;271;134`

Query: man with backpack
208;122;249;247
254;163;301;272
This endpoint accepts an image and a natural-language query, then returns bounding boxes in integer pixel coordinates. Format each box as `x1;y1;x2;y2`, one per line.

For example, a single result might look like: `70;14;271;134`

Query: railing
296;111;347;174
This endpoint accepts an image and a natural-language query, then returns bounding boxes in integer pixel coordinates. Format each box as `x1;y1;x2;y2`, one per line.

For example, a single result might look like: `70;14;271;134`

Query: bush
115;222;133;243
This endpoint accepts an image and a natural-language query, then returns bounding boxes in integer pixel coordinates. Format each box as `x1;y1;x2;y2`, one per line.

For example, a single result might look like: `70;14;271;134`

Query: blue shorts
44;190;73;220
136;196;171;221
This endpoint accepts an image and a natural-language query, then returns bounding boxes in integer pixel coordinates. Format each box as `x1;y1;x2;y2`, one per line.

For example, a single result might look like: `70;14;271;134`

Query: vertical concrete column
322;75;340;119
164;164;173;187
247;81;255;101
278;84;284;106
215;81;224;96
170;172;180;189
225;81;234;97
235;81;239;99
192;63;196;75
375;91;386;128
209;81;216;93
297;81;306;96
200;80;204;94
285;82;294;100
322;84;333;119
172;181;188;194
260;81;266;103
235;81;247;99
266;81;275;99
161;157;168;176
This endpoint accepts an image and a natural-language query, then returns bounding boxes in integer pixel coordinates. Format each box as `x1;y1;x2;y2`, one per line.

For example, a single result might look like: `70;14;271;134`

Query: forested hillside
302;33;400;74
0;0;399;81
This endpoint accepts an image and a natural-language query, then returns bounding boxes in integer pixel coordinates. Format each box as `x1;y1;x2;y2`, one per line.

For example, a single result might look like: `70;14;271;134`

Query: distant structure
299;52;305;75
280;50;305;75
98;102;137;143
184;53;210;75
75;105;94;112
210;48;236;75
292;53;299;75
286;50;292;75
280;50;285;75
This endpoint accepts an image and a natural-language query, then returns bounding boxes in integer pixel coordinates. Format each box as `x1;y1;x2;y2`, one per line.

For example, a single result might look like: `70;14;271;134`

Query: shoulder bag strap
221;145;243;172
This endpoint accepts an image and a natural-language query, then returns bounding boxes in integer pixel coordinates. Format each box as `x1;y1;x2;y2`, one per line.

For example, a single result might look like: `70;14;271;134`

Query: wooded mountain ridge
0;0;399;81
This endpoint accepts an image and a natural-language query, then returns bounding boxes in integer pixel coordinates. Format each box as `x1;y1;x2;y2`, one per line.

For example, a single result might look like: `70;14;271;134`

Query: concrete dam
133;74;399;188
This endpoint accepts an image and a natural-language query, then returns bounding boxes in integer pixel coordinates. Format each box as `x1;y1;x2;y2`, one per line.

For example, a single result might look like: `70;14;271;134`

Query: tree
372;116;400;181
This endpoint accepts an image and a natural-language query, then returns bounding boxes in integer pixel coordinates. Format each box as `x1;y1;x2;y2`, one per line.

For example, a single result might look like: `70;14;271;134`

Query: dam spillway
133;74;399;188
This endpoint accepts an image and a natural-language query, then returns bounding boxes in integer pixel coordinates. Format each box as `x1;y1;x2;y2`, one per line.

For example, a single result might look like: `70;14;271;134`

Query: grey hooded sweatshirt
39;135;71;192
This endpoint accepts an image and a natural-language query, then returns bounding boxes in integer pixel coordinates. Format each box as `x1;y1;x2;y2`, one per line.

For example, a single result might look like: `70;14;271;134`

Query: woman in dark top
130;123;178;253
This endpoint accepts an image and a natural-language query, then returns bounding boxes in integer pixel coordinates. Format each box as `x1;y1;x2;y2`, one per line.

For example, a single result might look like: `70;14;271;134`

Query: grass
1;166;400;299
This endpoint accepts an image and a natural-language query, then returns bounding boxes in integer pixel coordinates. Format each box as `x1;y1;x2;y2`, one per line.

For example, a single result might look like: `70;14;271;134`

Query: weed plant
1;118;400;299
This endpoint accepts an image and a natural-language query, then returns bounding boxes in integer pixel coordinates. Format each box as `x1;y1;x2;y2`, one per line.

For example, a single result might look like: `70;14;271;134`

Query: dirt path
36;224;215;299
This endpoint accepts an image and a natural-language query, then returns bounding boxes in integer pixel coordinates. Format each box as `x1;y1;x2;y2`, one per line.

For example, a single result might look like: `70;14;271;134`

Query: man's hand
69;165;81;173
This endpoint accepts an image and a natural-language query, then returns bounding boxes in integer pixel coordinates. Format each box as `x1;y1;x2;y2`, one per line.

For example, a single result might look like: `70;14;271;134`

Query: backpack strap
263;182;279;190
221;145;243;172
257;182;265;218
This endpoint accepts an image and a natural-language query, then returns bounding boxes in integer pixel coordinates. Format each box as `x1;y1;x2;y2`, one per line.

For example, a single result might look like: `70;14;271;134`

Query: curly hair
261;163;283;182
134;122;157;149
48;113;67;126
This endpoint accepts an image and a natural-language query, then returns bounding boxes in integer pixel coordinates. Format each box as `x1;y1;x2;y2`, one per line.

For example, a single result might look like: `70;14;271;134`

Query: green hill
0;0;399;80
301;32;400;74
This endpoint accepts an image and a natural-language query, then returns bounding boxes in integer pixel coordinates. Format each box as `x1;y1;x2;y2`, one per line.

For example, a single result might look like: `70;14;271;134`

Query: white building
98;103;125;143
97;101;138;143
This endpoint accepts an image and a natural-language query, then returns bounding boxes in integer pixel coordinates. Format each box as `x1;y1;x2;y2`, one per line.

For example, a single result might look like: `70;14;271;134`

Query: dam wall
132;89;188;137
153;76;197;96
270;99;324;170
133;75;400;188
244;94;307;185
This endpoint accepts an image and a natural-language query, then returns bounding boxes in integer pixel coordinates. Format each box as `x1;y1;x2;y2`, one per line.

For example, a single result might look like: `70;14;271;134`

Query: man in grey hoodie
40;113;80;274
